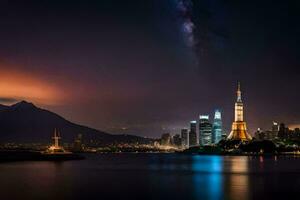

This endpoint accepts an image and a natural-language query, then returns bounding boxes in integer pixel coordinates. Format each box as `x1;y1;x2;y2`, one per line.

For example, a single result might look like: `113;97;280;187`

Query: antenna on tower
52;128;61;148
237;81;242;102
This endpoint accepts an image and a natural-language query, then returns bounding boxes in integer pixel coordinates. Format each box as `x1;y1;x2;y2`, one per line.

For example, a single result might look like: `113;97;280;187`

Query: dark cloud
0;97;19;104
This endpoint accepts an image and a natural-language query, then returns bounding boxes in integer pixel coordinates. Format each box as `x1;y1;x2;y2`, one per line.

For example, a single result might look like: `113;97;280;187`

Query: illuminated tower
227;82;252;141
189;121;197;147
212;110;223;144
199;115;212;146
181;128;189;148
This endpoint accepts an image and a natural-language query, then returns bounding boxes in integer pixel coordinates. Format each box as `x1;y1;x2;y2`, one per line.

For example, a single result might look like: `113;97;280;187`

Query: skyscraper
227;82;252;141
199;115;212;146
212;110;223;144
272;121;279;138
172;134;182;147
189;121;197;147
278;123;287;139
181;128;189;149
161;133;171;146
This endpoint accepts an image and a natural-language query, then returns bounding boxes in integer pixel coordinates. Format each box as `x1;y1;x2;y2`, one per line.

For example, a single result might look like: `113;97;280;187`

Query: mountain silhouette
0;101;153;146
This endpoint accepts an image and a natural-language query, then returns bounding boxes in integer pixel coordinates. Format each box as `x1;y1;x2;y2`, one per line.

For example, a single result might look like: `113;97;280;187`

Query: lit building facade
227;82;252;141
181;128;189;148
212;110;223;144
189;121;197;147
272;121;279;138
199;115;212;146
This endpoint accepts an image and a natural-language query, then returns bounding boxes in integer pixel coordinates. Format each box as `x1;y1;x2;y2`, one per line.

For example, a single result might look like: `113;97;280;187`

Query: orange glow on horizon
288;124;300;130
0;67;65;105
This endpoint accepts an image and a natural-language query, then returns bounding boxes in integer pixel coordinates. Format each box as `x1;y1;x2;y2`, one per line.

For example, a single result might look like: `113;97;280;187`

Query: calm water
0;154;300;200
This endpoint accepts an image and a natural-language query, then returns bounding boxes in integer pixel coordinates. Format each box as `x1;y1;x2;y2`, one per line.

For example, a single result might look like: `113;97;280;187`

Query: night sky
0;0;299;137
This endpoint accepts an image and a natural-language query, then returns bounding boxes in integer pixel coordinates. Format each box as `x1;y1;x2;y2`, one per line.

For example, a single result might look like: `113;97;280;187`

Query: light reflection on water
0;154;300;200
192;156;223;200
191;156;251;200
227;157;249;200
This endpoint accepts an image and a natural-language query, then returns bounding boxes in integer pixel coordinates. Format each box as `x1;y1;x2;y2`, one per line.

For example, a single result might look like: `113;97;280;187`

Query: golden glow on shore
0;68;64;105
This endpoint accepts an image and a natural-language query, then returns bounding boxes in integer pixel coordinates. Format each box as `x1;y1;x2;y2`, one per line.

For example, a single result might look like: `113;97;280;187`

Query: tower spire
237;81;242;102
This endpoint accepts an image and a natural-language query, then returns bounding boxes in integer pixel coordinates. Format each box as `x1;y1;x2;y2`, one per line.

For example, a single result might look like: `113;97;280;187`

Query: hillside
0;101;154;146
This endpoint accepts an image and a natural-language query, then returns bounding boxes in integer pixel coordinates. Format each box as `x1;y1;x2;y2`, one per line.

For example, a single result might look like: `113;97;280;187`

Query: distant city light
199;115;209;120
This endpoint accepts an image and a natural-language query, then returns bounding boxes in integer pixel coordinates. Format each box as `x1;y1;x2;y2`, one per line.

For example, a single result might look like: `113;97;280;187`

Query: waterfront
0;154;300;200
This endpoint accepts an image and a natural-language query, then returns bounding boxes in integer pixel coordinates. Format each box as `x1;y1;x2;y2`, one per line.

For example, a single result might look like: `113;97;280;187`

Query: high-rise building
172;134;182;147
189;121;197;147
181;128;189;148
227;82;252;141
212;110;223;144
278;123;287;139
272;121;279;138
199;115;212;146
161;133;171;146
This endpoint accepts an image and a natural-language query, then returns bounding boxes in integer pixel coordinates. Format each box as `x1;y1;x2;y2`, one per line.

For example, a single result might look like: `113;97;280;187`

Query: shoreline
0;150;85;162
1;150;300;163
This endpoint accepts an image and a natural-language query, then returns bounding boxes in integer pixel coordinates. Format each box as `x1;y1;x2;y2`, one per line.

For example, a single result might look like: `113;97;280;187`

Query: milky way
176;0;195;47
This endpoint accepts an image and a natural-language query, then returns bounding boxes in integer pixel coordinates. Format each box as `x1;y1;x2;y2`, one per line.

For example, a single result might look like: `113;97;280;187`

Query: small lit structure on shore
43;129;72;154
